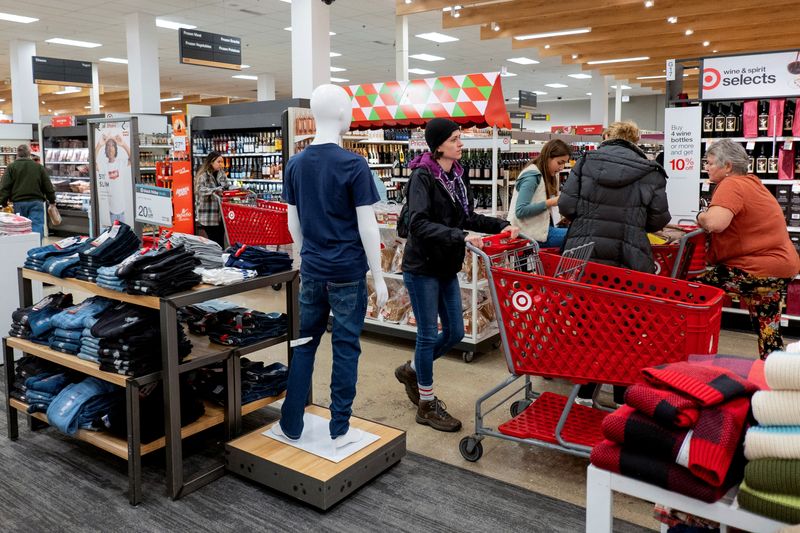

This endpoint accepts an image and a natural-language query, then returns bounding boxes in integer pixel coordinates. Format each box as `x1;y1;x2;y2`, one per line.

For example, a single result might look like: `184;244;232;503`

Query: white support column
291;0;331;99
125;13;161;113
9;40;39;124
589;70;608;127
90;63;100;113
614;81;624;122
257;74;276;101
395;15;409;82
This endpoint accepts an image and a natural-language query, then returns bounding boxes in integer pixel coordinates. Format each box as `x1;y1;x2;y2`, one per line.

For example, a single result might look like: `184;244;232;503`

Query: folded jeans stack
224;243;292;276
46;377;121;436
194;266;258;286
179;300;243;334
8;356;72;408
25;371;78;414
204;308;288;347
192;358;288;406
75;222;140;282
78;322;102;363
47;296;115;356
115;243;201;296
24;236;90;278
9;292;74;345
95;264;128;292
164;232;224;268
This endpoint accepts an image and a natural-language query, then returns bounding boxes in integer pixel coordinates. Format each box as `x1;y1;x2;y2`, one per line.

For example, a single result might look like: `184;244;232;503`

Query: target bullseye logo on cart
512;291;532;312
702;68;722;91
227;211;235;220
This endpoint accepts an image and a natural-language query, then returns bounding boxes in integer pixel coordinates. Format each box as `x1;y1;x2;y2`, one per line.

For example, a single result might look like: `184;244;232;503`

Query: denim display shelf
3;266;299;505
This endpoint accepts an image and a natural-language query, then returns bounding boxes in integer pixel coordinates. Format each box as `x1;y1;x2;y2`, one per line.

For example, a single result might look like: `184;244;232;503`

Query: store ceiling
1;0;788;118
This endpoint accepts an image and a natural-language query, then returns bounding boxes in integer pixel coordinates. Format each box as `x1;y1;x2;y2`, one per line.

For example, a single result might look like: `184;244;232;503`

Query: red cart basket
651;225;707;278
458;232;724;462
217;190;293;247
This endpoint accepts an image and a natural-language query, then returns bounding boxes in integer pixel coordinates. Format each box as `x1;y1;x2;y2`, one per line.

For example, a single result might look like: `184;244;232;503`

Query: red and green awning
344;72;511;130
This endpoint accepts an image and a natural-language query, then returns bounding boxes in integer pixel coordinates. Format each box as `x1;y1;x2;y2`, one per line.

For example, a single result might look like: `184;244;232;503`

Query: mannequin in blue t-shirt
272;84;388;450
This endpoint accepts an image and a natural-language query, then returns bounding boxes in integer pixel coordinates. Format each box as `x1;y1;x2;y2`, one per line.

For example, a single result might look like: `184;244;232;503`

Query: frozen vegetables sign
701;50;800;100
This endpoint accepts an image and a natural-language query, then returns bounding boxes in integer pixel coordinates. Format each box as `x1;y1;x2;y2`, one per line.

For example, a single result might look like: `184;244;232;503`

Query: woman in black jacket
558;121;670;407
394;118;518;432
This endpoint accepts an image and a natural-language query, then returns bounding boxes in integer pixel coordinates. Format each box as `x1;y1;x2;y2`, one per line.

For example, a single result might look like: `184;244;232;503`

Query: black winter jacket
402;164;510;278
558;139;670;273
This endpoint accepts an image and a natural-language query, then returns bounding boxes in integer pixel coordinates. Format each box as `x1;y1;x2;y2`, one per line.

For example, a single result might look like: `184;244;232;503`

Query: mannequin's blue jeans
402;272;465;388
280;277;367;439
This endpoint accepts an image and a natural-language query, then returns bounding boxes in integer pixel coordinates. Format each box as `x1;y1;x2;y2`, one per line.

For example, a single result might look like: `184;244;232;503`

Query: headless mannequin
273;84;388;449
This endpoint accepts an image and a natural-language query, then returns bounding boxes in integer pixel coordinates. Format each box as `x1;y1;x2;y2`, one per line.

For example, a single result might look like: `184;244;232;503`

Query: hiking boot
416;397;462;432
394;361;419;406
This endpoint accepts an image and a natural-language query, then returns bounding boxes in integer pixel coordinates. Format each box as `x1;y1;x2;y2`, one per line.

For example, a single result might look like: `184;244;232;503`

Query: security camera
321;0;335;4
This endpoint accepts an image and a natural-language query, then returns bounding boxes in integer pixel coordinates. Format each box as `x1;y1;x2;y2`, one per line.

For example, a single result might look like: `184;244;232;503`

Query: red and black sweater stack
590;358;761;502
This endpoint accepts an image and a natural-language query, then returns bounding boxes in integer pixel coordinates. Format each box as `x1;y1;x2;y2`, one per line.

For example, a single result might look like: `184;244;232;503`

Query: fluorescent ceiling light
330;52;341;57
533;91;548;95
330;77;349;83
409;53;445;62
155;19;196;30
545;83;568;88
279;0;291;3
330;66;346;72
587;56;649;65
510;97;519;100
500;71;517;77
507;57;539;65
284;27;335;35
568;73;592;79
667;16;678;23
416;32;458;43
54;87;81;95
636;73;690;80
99;57;127;64
240;64;251;69
514;27;591;41
232;74;258;80
0;12;38;23
46;37;102;48
611;84;631;89
408;68;434;75
164;109;183;114
84;105;104;109
160;95;183;102
586;92;592;96
0;99;5;103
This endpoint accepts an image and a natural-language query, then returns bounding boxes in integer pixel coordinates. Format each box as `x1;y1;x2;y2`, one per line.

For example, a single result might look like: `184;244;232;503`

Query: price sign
135;184;173;226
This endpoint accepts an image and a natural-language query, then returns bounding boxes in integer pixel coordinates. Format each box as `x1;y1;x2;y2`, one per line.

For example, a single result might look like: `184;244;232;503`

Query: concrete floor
217;285;776;531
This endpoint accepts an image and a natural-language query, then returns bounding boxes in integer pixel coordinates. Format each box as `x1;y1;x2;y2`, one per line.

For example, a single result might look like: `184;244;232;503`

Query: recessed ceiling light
545;83;568;88
644;0;654;7
507;57;540;65
586;92;592;96
47;109;52;113
544;45;550;49
587;56;649;65
569;73;592;79
330;52;341;57
685;29;694;35
99;57;127;64
501;71;517;77
330;66;346;72
415;32;459;43
155;19;196;30
84;105;104;109
409;53;445;62
41;100;45;104
160;95;183;102
232;74;258;80
514;27;591;41
46;37;102;48
571;54;579;59
667;16;678;23
0;12;38;23
408;68;435;75
713;49;718;53
164;109;183;114
491;22;501;32
611;84;632;89
0;99;6;103
636;74;690;79
279;0;291;3
330;77;349;83
284;27;335;35
54;87;81;95
533;91;548;95
405;0;412;4
703;41;710;46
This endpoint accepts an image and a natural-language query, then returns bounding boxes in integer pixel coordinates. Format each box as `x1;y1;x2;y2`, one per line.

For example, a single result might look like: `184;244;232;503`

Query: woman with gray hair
696;138;800;359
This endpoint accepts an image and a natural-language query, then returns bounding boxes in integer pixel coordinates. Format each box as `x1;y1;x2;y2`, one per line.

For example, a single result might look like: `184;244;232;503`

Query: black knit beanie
425;118;460;153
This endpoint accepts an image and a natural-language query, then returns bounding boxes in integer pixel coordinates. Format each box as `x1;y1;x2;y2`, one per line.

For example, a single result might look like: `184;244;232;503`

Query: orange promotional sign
156;160;194;234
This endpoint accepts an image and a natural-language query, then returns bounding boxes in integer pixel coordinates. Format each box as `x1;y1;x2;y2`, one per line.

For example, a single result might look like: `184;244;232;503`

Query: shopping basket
458;232;724;462
217;190;293;247
651;226;707;278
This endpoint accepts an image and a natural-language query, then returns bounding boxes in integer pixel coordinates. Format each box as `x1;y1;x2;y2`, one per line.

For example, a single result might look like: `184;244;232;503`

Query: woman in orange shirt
696;139;800;359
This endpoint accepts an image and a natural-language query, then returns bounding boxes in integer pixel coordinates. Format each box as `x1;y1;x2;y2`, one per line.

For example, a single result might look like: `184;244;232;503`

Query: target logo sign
512;291;532;312
227;211;236;220
702;68;722;91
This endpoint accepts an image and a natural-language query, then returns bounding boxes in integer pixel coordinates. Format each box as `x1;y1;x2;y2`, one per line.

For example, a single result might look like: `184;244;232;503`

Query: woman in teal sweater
507;139;571;247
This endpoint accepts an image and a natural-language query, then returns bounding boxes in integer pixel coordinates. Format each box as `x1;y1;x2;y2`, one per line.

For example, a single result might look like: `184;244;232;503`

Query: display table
585;464;790;533
0;232;42;364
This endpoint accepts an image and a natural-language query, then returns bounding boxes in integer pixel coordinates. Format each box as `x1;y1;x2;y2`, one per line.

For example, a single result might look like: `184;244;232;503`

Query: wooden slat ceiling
396;0;800;99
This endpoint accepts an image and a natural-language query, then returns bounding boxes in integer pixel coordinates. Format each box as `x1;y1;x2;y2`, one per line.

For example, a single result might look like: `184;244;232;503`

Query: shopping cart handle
480;231;531;255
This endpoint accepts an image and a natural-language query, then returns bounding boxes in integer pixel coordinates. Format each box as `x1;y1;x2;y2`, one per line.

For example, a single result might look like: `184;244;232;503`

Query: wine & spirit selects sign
701;50;800;100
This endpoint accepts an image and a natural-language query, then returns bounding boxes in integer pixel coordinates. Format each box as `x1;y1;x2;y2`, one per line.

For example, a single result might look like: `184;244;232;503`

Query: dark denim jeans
402;272;465;388
15;200;45;238
280;277;367;439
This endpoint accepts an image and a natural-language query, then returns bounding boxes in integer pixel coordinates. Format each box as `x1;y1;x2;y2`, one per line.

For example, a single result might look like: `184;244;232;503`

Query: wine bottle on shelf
785;100;795;135
714;103;727;137
725;103;739;136
703;103;715;136
746;147;755;174
768;146;779;174
756;145;768;175
758;101;769;135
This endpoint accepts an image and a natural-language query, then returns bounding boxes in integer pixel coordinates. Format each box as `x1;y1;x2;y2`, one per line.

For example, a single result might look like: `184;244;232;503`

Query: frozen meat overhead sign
701;50;800;100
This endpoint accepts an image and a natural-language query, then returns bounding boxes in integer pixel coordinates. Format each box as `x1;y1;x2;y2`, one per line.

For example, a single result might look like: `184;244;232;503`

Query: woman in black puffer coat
558;121;671;273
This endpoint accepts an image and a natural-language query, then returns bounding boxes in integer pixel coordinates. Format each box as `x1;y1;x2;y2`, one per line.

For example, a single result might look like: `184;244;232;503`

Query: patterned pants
695;265;790;360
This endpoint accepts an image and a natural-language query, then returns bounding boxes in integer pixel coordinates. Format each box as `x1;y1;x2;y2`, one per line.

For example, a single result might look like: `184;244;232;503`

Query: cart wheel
459;436;483;462
272;283;282;291
462;351;475;363
510;399;532;418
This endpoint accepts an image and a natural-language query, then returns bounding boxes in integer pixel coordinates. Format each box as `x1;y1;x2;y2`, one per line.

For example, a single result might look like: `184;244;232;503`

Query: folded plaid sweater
752;391;800;426
624;384;699;428
764;351;800;390
744;426;800;460
642;361;758;407
737;481;800;524
590;439;743;503
744;458;800;496
687;353;767;390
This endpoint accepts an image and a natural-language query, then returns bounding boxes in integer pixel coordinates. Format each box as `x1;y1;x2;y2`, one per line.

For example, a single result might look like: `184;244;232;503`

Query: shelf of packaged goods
193;152;281;158
0;152;17;155
369;164;395;169
760;180;800;185
56;208;88;217
140;167;156;171
357;139;409;145
139;145;171;149
701;137;795;143
469;179;507;186
293;134;316;143
7;393;285;459
722;306;800;322
48;162;89;165
788;227;800;233
236;178;282;183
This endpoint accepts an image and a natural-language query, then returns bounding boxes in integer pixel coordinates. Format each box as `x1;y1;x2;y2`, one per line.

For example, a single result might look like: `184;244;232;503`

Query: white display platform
264;414;380;463
0;232;43;364
586;464;790;533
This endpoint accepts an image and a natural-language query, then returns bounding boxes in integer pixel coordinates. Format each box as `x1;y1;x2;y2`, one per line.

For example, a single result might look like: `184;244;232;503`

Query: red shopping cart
217;190;293;247
651;225;707;278
458;233;724;461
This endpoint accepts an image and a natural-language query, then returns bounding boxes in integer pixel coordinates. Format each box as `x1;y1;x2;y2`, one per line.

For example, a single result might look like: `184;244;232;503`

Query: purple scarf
408;151;470;215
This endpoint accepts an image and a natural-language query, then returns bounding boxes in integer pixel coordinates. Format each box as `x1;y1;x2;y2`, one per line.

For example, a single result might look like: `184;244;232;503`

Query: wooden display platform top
226;405;405;482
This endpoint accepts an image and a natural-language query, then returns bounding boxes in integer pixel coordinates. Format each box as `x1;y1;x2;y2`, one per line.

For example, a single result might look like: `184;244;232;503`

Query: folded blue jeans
47;378;118;435
53;328;83;341
50;297;115;330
